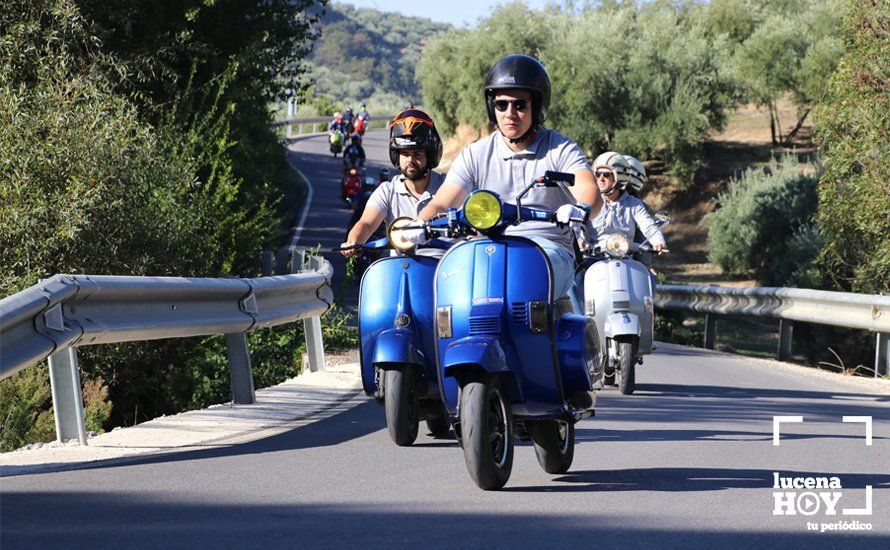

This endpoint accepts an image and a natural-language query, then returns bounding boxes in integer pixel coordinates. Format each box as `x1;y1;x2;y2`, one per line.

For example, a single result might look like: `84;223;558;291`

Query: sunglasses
594;170;614;179
493;98;529;112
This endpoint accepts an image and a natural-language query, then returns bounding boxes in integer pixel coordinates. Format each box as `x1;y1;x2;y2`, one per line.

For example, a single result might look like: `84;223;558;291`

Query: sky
336;0;554;28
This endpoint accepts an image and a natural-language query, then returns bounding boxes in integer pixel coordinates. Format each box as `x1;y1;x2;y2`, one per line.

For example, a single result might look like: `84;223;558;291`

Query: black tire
618;340;637;395
531;420;575;474
460;377;513;490
425;414;451;437
384;368;418;446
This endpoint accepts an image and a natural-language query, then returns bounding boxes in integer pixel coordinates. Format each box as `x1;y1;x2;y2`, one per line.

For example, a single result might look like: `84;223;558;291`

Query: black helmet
483;54;551;126
350;133;362;145
388;109;442;170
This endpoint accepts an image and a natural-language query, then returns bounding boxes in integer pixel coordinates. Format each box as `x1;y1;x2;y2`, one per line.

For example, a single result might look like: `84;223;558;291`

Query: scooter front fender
372;328;423;367
604;312;640;339
442;336;509;377
439;336;522;414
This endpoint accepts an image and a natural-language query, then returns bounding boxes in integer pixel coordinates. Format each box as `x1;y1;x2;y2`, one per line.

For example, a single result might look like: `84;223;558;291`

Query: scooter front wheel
618;340;637;395
530;420;575;474
460;376;513;490
384;368;419;446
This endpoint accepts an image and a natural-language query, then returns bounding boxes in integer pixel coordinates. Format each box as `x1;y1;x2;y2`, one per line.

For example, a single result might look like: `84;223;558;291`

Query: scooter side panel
359;256;439;398
555;314;594;396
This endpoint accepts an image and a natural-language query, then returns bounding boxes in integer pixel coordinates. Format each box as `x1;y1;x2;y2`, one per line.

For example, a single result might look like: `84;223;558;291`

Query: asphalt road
2;133;888;548
284;129;394;310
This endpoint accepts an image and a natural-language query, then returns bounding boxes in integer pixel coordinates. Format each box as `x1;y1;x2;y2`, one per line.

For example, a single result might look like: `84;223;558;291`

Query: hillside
301;3;451;113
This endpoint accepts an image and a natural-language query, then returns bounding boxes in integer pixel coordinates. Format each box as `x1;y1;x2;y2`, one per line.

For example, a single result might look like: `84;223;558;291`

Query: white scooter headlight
388;217;418;252
605;233;630;257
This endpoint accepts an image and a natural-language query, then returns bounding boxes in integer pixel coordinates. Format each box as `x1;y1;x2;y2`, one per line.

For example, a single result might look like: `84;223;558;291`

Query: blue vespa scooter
336;220;454;446
400;172;603;490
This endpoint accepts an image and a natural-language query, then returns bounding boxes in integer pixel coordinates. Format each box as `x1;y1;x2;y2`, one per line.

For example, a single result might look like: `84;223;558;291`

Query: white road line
286;150;315;249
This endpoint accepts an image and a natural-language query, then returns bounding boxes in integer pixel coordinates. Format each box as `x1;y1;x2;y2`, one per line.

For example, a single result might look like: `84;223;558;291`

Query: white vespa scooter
582;215;669;395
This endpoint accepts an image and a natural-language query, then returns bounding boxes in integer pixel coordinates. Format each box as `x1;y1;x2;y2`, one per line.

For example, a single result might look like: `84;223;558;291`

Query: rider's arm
346;206;386;246
630;200;666;249
569;168;603;218
417;180;468;221
418;147;476;221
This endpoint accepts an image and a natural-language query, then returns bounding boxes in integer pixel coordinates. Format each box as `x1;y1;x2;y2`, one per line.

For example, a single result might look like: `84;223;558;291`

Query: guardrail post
47;348;88;445
286;124;293;139
225;333;255;404
704;314;717;350
312;122;318;133
261;250;274;276
777;320;793;361
296;250;326;372
876;332;889;378
298;123;304;135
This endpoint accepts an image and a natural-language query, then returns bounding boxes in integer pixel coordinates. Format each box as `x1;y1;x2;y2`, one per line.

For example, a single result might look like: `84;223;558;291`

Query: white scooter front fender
604;312;640;339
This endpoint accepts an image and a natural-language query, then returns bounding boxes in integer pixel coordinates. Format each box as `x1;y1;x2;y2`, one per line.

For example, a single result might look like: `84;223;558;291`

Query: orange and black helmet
388;109;442;170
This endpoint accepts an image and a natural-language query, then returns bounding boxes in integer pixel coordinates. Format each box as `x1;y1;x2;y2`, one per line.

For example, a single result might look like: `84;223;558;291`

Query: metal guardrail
272;114;399;138
0;253;333;444
655;285;890;377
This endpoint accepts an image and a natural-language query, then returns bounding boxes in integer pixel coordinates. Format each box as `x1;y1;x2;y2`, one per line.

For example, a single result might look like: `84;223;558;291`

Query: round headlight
388;217;418;252
605;233;630;257
463;191;502;231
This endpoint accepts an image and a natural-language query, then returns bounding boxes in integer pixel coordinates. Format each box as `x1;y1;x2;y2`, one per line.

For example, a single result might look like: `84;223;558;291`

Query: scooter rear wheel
531;420;575;474
618;340;637;395
385;368;419;446
460;376;513;490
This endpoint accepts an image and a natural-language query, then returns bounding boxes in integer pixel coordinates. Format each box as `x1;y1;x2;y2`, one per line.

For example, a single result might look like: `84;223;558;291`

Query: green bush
812;0;890;295
704;157;820;285
0;0;327;450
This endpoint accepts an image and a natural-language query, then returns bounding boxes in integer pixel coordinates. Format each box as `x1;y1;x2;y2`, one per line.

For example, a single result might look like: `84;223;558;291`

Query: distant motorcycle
354;117;366;136
583;213;669;395
341;166;364;205
329;131;344;157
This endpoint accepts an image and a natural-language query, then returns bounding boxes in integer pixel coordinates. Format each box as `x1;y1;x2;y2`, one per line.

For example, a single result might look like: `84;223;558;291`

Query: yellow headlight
464;191;502;231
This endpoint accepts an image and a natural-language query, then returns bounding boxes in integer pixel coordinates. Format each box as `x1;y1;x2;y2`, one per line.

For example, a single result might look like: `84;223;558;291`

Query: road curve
285;129;394;309
2;135;889;548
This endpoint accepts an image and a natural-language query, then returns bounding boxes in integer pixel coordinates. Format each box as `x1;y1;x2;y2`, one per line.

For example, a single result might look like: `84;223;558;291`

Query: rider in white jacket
589;151;665;252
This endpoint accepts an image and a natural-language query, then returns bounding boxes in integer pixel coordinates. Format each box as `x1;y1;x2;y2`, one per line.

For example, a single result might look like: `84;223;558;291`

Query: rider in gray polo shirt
411;54;602;300
341;109;445;256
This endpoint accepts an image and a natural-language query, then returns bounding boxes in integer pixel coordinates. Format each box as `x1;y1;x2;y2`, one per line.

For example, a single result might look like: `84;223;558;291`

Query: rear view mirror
543;171;575;187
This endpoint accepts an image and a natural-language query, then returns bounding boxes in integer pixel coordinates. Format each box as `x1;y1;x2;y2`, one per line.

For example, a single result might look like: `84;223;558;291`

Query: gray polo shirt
446;129;591;251
366;171;445;225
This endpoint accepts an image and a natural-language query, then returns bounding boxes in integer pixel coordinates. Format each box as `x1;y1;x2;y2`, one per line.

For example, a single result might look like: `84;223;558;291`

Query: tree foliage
0;0;325;449
812;0;889;294
418;1;739;180
304;3;451;113
729;0;843;145
705;157;820;286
